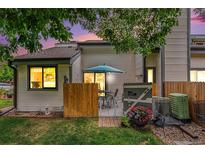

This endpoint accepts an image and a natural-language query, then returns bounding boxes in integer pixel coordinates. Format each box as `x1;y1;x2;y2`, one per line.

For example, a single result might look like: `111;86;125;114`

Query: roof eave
11;58;71;65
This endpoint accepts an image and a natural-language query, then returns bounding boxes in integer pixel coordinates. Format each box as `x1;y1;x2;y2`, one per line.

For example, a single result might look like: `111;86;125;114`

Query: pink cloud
41;38;59;49
13;48;27;57
73;33;102;42
191;16;205;24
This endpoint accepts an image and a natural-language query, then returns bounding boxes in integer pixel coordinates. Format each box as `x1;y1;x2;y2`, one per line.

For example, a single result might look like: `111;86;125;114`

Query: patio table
98;90;113;94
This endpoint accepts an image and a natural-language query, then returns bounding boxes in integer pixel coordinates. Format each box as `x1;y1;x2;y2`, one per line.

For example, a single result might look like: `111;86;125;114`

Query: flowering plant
127;105;152;127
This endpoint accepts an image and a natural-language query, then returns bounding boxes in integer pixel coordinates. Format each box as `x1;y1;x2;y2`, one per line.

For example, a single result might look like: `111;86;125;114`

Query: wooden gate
64;83;98;117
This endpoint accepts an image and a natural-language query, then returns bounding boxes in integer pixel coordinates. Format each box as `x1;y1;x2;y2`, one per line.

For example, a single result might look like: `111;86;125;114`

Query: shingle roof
14;46;80;60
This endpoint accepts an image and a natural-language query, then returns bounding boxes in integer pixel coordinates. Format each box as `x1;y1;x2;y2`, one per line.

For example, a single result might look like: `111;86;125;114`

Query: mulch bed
151;122;205;144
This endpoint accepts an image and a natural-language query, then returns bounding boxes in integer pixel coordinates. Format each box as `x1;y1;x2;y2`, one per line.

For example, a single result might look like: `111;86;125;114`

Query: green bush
0;88;7;96
0;64;13;82
121;115;130;127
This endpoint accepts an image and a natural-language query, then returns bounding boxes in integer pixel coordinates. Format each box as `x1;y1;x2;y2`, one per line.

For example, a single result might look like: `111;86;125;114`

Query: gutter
8;60;17;109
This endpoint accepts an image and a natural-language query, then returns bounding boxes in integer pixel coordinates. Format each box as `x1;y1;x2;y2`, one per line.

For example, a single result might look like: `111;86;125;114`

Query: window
29;66;57;90
83;72;106;96
191;70;205;82
84;73;94;83
145;68;156;83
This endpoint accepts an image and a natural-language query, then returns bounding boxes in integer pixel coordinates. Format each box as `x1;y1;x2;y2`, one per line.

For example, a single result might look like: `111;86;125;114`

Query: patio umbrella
84;64;124;73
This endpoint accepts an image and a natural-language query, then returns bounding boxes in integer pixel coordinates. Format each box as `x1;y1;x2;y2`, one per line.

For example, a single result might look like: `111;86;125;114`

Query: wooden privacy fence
152;83;157;96
164;81;205;121
64;83;98;118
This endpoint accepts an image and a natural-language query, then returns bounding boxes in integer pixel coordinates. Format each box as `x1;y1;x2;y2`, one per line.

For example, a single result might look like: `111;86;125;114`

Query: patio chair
108;89;121;115
112;89;119;105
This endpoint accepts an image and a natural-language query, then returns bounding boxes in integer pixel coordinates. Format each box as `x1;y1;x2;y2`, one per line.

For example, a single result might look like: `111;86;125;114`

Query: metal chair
107;89;119;116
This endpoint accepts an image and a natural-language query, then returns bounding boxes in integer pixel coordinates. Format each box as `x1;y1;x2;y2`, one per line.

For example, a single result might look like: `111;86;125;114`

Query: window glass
190;70;205;82
43;67;56;88
190;70;197;81
84;73;106;96
30;67;42;88
197;71;205;82
84;73;94;83
95;73;105;96
147;69;154;83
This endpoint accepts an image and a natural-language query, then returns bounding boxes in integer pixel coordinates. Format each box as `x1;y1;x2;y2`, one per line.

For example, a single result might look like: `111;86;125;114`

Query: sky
1;9;205;55
191;9;205;34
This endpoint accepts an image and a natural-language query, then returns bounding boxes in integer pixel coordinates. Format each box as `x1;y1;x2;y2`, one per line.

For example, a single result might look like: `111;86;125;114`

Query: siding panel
164;9;188;81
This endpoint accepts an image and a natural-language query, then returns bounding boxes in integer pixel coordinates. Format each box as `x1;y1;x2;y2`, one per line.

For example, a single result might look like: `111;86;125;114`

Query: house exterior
190;35;205;81
10;9;191;112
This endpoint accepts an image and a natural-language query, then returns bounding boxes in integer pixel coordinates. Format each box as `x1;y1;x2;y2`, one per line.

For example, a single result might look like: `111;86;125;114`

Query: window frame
28;65;58;91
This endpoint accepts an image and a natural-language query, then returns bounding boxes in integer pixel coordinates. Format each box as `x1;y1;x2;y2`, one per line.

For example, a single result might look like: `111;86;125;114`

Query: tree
82;9;181;55
0;64;13;82
0;8;180;61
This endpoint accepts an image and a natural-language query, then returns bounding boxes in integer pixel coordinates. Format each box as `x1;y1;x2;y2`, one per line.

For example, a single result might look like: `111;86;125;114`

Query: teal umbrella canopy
84;64;124;73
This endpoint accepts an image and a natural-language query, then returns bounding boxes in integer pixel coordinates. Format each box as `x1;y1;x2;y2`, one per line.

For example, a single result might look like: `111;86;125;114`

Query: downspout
160;46;165;97
69;65;72;83
143;56;146;83
8;60;17;109
187;8;191;81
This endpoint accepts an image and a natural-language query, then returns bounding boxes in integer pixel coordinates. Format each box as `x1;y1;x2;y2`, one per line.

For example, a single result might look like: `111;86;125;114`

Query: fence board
64;83;98;118
152;83;157;96
164;81;205;121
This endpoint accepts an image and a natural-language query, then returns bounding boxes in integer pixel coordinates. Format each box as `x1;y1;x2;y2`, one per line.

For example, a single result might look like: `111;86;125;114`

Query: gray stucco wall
81;46;138;96
81;46;158;96
17;64;69;111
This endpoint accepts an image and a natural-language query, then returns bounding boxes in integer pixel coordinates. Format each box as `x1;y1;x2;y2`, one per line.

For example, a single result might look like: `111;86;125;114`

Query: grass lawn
0;99;13;109
0;117;162;145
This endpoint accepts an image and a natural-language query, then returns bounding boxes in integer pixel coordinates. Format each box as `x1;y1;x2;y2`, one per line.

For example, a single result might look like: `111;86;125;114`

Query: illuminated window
29;66;57;89
146;68;156;83
30;67;43;89
84;73;94;83
95;73;105;95
83;72;106;96
191;70;205;82
43;67;56;88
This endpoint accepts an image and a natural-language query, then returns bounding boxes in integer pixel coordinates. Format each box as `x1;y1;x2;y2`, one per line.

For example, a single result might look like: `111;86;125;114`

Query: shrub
127;106;152;128
121;105;152;128
121;115;130;127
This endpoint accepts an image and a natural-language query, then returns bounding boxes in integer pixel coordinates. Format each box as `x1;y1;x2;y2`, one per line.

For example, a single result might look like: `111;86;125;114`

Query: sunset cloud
72;33;102;42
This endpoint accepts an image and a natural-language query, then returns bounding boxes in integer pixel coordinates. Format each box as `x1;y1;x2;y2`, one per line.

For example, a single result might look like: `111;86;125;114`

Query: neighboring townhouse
9;9;190;112
190;35;205;82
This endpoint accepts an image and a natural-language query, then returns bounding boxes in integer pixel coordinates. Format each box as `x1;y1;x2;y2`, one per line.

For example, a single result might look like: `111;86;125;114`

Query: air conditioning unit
169;93;190;120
